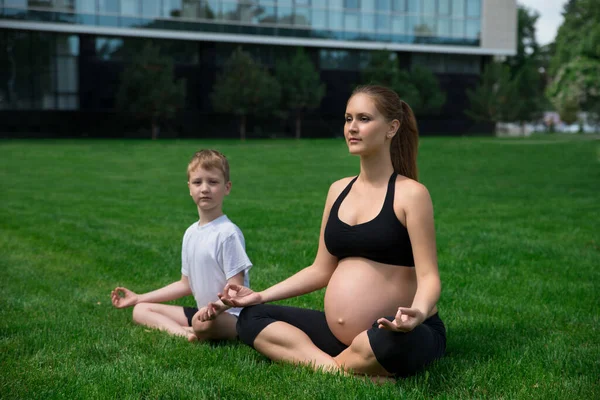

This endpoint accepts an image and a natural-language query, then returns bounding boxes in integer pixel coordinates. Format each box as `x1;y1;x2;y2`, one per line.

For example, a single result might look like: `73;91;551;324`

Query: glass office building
0;0;517;136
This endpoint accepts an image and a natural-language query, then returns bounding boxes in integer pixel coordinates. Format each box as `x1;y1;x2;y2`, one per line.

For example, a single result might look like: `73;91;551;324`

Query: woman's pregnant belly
324;258;417;345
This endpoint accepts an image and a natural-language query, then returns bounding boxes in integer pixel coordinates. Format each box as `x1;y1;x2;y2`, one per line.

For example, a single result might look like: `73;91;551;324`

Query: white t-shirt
181;215;252;317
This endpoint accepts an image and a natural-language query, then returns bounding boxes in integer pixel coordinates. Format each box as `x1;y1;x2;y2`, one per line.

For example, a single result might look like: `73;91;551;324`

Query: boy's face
188;167;231;213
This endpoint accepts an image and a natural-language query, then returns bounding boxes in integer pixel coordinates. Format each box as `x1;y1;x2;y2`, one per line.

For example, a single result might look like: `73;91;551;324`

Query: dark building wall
0;30;492;138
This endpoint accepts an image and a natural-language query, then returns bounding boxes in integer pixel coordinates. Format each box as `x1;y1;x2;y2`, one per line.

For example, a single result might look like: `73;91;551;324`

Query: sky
517;0;567;45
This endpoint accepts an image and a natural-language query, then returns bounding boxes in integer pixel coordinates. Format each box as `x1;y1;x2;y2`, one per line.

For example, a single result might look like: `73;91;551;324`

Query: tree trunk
240;115;246;141
151;119;159;140
295;112;302;140
520;121;526;136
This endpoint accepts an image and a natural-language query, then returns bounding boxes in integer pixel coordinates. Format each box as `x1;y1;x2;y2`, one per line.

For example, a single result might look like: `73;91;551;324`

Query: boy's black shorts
183;306;199;327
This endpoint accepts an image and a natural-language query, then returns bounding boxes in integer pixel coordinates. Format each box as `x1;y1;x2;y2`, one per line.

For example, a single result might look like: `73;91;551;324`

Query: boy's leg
132;303;191;338
191;311;238;341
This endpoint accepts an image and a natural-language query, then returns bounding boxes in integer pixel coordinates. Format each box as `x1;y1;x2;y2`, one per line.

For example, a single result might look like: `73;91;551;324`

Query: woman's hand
218;284;263;307
377;307;425;332
111;287;139;308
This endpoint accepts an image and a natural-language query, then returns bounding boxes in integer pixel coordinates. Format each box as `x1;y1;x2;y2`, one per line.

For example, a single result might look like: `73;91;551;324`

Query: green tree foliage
116;43;186;140
546;56;600;123
361;51;445;116
211;48;281;140
465;62;518;132
275;48;325;139
502;5;544;130
547;0;600;122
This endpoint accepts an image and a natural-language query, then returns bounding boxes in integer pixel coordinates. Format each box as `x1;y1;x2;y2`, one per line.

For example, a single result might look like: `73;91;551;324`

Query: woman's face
344;93;396;156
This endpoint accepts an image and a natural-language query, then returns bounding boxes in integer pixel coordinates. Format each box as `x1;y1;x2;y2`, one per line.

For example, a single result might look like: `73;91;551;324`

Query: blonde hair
187;149;230;181
350;85;419;181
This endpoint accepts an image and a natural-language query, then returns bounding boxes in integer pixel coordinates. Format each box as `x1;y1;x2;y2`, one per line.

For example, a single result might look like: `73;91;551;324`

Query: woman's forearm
410;274;441;318
260;265;332;303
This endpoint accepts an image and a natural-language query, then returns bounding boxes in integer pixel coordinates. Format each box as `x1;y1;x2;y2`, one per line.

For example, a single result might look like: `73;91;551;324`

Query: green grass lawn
1;136;599;399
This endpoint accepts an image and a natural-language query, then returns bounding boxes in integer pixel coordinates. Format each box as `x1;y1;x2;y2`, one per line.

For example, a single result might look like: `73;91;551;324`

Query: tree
409;66;446;116
502;5;545;132
465;62;518;133
547;0;600;123
546;56;600;125
505;5;541;74
275;48;325;139
361;51;445;116
116;43;186;140
211;48;281;140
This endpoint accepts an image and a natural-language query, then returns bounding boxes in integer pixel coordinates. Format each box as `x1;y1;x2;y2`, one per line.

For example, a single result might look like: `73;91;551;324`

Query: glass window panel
74;0;94;12
329;8;342;30
56;56;77;92
423;0;434;15
55;34;79;56
28;0;52;7
452;19;464;37
376;0;390;12
362;0;375;11
376;12;390;32
58;94;77;109
294;6;310;26
202;0;219;19
407;14;420;34
361;12;375;32
163;0;182;17
437;17;450;36
277;6;293;24
258;6;276;23
392;0;405;12
296;0;310;5
121;0;139;15
95;37;124;60
438;0;449;15
417;17;435;35
141;0;160;17
222;2;238;21
99;0;119;13
466;19;479;38
466;0;480;17
406;0;418;13
330;0;343;9
278;0;292;6
344;0;359;9
6;0;28;7
452;0;464;17
391;15;405;34
311;8;326;29
344;10;359;30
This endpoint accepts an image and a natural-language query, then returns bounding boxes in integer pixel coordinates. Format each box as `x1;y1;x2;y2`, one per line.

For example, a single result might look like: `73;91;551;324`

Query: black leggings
237;304;446;377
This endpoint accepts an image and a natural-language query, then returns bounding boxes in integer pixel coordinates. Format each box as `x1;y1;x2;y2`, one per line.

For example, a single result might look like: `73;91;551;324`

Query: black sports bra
324;173;415;267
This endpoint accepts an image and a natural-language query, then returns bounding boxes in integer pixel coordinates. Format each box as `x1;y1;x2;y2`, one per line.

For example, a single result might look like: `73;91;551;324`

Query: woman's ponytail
390;101;419;181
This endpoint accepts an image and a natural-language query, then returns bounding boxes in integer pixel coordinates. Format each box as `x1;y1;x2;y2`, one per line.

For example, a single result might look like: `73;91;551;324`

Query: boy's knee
192;316;216;335
132;302;151;323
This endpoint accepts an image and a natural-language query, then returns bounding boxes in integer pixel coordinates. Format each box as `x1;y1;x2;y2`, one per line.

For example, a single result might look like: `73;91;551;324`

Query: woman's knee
236;305;273;346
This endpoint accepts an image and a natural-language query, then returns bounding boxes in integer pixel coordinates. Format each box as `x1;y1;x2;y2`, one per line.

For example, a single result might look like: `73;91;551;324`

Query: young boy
111;149;252;342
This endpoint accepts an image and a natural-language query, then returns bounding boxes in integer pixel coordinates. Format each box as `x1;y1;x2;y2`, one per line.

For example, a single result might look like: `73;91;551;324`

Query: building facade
0;0;517;137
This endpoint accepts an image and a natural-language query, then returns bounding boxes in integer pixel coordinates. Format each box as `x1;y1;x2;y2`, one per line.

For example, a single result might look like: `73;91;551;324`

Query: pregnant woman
216;85;446;379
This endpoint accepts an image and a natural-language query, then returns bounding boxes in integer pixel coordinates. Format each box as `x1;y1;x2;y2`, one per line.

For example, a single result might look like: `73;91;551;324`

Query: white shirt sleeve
181;229;190;277
219;232;253;280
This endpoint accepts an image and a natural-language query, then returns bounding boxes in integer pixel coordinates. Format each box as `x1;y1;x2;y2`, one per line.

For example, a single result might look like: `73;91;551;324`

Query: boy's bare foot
184;327;198;343
187;333;198;343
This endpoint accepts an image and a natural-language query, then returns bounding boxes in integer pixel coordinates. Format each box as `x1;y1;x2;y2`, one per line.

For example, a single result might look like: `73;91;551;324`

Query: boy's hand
218;284;262;307
111;287;139;308
197;302;227;322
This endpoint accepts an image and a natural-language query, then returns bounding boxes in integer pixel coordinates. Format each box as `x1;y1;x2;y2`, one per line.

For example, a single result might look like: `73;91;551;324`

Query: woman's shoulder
394;175;432;204
328;176;356;195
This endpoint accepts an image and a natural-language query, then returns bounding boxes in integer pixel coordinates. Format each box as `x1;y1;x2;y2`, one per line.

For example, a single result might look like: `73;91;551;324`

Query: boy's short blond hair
187;149;230;182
